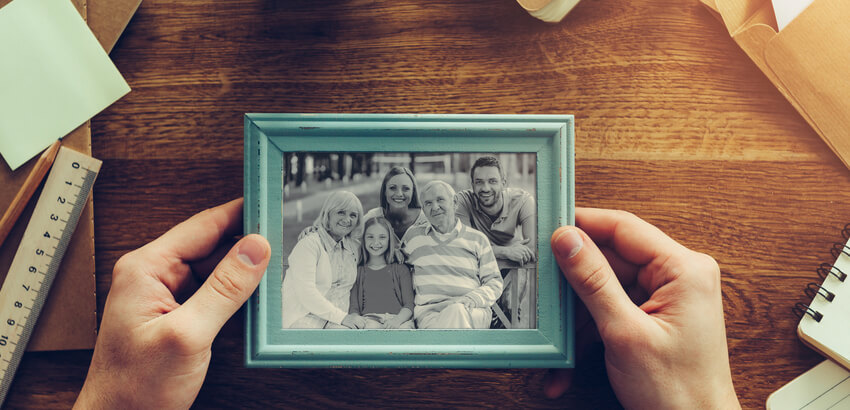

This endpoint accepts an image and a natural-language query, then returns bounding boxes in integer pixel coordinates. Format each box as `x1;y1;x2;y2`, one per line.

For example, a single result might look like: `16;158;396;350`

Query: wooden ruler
0;147;101;405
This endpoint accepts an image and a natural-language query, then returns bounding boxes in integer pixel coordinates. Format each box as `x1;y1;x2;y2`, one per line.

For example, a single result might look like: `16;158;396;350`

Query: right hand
75;199;271;409
500;241;536;265
342;313;367;329
546;208;740;409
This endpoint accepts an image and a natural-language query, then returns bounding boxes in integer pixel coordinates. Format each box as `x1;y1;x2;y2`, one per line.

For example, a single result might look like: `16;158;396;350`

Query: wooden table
5;0;842;407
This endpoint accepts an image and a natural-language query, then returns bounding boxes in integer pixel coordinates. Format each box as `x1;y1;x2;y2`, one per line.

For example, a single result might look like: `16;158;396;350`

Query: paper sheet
0;0;130;171
766;360;850;409
772;0;815;31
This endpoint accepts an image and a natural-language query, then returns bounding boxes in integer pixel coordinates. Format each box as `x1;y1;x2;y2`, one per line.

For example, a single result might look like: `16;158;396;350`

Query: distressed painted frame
244;113;574;368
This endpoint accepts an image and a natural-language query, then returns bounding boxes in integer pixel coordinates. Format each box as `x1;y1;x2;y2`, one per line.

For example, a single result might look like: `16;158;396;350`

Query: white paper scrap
771;0;815;31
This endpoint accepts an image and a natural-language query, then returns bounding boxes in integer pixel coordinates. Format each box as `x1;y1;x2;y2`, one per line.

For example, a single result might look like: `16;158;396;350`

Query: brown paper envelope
712;0;846;168
716;0;772;35
763;0;850;169
714;0;812;122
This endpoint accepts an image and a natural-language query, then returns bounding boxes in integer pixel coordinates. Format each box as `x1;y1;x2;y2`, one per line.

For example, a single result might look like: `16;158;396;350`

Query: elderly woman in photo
281;190;368;329
363;166;429;260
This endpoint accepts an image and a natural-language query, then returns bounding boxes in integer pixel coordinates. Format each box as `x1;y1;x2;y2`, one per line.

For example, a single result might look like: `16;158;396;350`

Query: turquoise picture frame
244;113;574;368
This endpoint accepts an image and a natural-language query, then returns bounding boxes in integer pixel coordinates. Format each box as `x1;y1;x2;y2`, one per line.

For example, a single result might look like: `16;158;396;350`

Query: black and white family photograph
279;152;537;330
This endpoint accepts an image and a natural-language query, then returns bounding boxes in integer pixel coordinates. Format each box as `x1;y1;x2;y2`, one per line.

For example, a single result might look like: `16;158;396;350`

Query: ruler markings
0;148;100;405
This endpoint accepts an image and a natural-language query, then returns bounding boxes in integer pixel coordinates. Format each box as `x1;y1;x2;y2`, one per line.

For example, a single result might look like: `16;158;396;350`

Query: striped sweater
401;219;503;318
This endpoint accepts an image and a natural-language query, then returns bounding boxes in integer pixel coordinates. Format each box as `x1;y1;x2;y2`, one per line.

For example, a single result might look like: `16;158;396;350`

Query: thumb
177;234;271;342
551;226;638;326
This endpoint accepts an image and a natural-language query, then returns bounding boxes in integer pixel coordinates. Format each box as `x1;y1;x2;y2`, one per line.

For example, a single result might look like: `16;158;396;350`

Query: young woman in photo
363;166;429;261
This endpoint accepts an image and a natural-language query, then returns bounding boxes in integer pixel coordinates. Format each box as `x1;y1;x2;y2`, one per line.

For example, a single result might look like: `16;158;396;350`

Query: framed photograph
244;113;574;368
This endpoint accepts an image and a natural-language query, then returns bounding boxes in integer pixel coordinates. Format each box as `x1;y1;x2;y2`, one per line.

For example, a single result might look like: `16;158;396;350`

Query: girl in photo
348;216;415;329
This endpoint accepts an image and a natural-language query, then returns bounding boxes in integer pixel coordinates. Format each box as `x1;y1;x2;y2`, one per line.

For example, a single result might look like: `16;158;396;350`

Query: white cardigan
281;232;354;328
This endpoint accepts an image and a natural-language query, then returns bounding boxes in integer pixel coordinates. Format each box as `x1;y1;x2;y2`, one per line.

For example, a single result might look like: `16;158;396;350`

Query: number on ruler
0;147;102;406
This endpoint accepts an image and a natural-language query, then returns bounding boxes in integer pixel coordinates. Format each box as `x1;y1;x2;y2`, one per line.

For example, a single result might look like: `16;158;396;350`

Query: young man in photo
455;156;536;328
401;180;504;329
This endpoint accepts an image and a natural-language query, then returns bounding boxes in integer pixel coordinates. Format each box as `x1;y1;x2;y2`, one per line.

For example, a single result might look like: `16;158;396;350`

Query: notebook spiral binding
792;224;850;323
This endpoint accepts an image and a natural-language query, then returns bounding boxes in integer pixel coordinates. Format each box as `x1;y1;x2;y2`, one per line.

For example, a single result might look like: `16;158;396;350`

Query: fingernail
238;235;267;266
555;228;583;259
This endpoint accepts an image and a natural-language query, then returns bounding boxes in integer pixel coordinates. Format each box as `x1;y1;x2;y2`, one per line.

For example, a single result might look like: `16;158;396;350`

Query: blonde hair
312;190;364;241
360;216;400;265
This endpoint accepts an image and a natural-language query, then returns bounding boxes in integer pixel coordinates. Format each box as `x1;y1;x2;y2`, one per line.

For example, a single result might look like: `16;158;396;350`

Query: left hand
544;208;738;408
75;199;271;409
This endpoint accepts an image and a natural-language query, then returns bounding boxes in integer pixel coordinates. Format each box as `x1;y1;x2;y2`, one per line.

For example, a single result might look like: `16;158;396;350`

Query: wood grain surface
4;0;842;407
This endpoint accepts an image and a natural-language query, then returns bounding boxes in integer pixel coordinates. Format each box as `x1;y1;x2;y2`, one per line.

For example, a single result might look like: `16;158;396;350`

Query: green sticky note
0;0;130;170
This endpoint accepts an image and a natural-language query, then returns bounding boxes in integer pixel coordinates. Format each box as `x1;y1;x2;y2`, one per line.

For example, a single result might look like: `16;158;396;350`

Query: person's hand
342;313;367;329
500;241;536;265
74;199;271;409
458;295;476;310
546;208;739;409
425;296;475;313
384;314;407;329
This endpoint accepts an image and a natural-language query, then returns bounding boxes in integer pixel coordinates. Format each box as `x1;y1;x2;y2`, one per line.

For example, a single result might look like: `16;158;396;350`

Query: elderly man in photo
401;180;503;329
455;156;536;327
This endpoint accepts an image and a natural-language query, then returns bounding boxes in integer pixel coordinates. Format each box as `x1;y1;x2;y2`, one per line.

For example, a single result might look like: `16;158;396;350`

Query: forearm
492;245;509;260
521;218;536;252
295;288;347;324
287;244;347;324
395;307;413;322
465;276;503;308
470;246;504;307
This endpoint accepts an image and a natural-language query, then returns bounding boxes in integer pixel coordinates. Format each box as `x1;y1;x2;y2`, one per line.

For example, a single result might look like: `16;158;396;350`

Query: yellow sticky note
0;0;130;170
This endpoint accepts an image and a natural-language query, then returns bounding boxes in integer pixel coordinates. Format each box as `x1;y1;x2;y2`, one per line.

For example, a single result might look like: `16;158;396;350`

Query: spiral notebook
768;228;850;409
795;227;850;371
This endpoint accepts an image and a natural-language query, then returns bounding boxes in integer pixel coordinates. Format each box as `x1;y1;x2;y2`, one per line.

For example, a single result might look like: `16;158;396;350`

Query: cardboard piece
89;0;142;53
702;0;850;171
0;0;139;351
